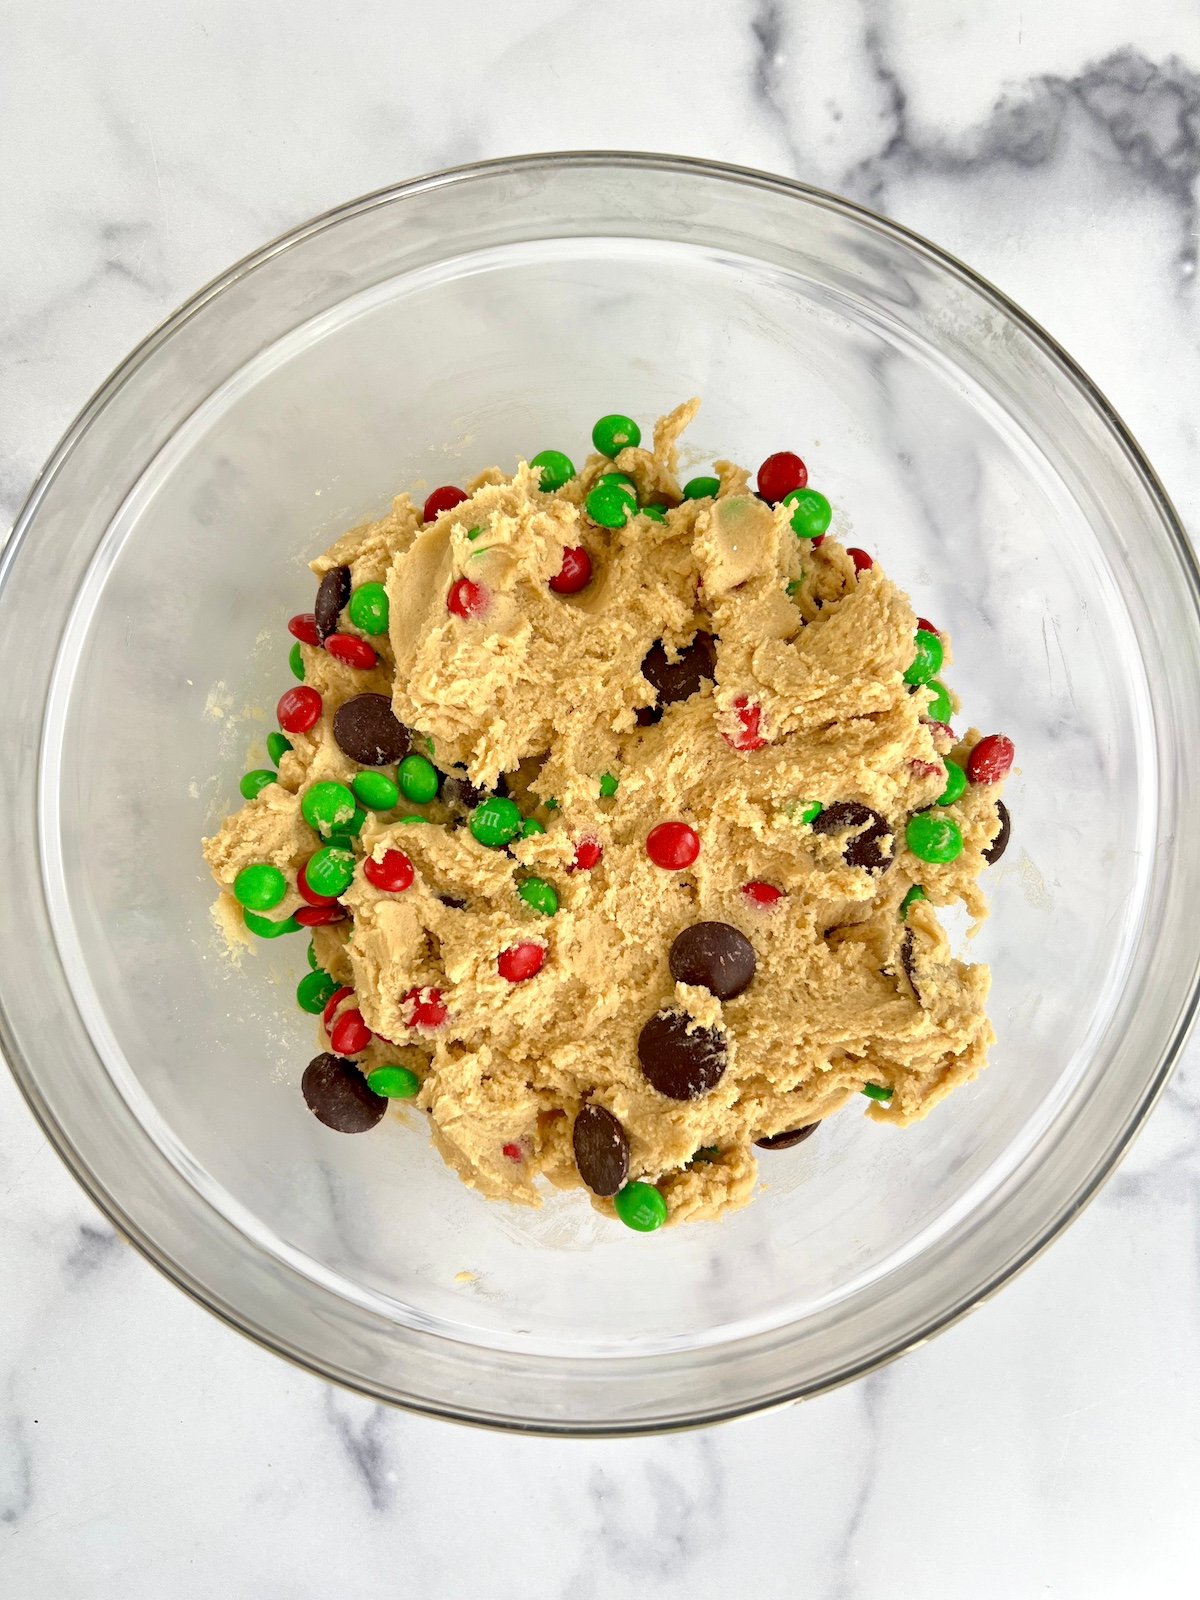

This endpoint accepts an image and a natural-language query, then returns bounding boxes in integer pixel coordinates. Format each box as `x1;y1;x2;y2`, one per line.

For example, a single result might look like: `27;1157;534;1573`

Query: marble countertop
4;3;1200;1595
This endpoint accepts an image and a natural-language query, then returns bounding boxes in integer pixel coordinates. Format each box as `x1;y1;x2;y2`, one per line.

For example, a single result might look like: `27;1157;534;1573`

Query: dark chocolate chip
440;773;488;813
983;800;1011;865
899;927;921;1002
572;1103;630;1196
333;693;410;766
302;1053;387;1133
637;1011;727;1100
637;631;718;723
811;801;894;872
438;894;468;910
315;565;352;640
669;921;756;1000
755;1122;820;1150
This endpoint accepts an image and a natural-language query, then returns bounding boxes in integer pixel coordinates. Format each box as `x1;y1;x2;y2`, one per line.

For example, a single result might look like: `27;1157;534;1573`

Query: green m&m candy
924;680;953;724
399;814;431;825
518;876;558;916
783;488;832;540
936;758;966;808
641;504;667;523
243;908;302;939
903;629;944;687
520;817;546;839
585;481;636;528
240;769;277;801
289;641;305;681
267;731;293;766
233;863;287;911
529;450;575;493
301;780;357;839
592;413;642;457
348;582;389;635
352;770;399;811
597;471;636;490
305;845;355;898
862;1082;893;1102
296;969;338;1014
899;885;927;920
469;795;523;848
599;772;619;798
683;475;720;500
398;753;440;804
906;813;963;865
306;940;321;971
613;1181;667;1232
366;1065;421;1099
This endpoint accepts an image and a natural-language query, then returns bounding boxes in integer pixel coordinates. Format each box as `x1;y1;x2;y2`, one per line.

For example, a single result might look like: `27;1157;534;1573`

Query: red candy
570;835;603;872
276;686;322;734
364;849;414;893
967;733;1014;786
497;942;546;983
323;986;355;1031
447;578;488;620
646;821;700;870
288;613;320;644
330;1007;372;1055
846;548;873;573
501;1142;523;1162
910;759;942;779
326;633;378;670
921;719;956;742
549;546;593;595
757;451;808;504
916;617;938;636
298;860;338;906
295;904;347;927
423;485;468;522
403;986;448;1032
742;881;784;907
723;696;767;753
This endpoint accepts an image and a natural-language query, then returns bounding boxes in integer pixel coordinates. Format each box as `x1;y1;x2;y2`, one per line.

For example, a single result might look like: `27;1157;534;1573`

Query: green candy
613;1181;667;1232
599;772;619;798
784;799;823;824
899;885;927;920
597;471;636;490
786;579;802;597
906;813;964;865
936;758;966;808
367;1065;421;1099
585;481;636;528
683;475;720;500
530;449;575;492
301;781;357;839
640;505;667;523
240;769;277;801
690;1146;720;1166
924;680;953;724
296;969;338;1014
233;863;287;911
306;845;355;898
289;641;305;681
903;629;944;687
267;731;293;766
348;582;389;635
466;526;483;541
862;1083;894;1102
520;817;546;839
592;413;642;457
306;940;321;971
243;908;301;939
399;814;431;825
352;770;399;811
398;753;440;804
544;798;559;812
469;795;523;848
518;876;558;916
783;488;832;540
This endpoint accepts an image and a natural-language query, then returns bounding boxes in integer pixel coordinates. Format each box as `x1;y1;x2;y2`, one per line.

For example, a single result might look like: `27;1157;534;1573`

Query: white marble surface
3;2;1200;1594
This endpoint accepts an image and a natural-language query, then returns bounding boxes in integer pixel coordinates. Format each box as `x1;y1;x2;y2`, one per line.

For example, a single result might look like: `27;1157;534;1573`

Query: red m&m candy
447;578;488;620
363;849;414;893
846;548;873;573
323;985;355;1031
723;696;766;752
330;1007;372;1055
549;546;593;595
326;633;378;670
424;485;468;522
498;943;546;983
756;451;807;504
288;613;320;644
646;822;700;870
742;881;784;907
295;904;347;927
570;836;603;872
403;986;448;1031
277;686;322;734
967;734;1014;786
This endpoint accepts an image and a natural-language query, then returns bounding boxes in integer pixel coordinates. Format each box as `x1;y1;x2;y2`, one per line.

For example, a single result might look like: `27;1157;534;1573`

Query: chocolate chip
302;1053;386;1133
440;773;488;813
811;801;894;872
983;800;1011;865
438;894;468;910
899;927;921;1002
572;1103;630;1196
637;1011;727;1100
755;1122;820;1150
315;565;352;640
669;921;756;1000
333;693;410;766
637;631;718;724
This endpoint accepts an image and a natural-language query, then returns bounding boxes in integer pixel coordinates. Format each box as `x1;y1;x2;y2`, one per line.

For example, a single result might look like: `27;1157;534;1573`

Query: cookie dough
203;403;1012;1227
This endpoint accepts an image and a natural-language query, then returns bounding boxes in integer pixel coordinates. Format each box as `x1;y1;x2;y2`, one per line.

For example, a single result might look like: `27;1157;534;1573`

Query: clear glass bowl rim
3;150;1199;1435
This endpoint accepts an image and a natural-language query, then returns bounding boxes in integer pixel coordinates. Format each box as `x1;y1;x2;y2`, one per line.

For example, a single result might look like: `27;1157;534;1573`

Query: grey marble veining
3;2;1200;1596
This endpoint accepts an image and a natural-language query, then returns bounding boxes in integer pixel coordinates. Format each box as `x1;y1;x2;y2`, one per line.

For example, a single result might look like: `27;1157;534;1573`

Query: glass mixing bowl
3;154;1199;1434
